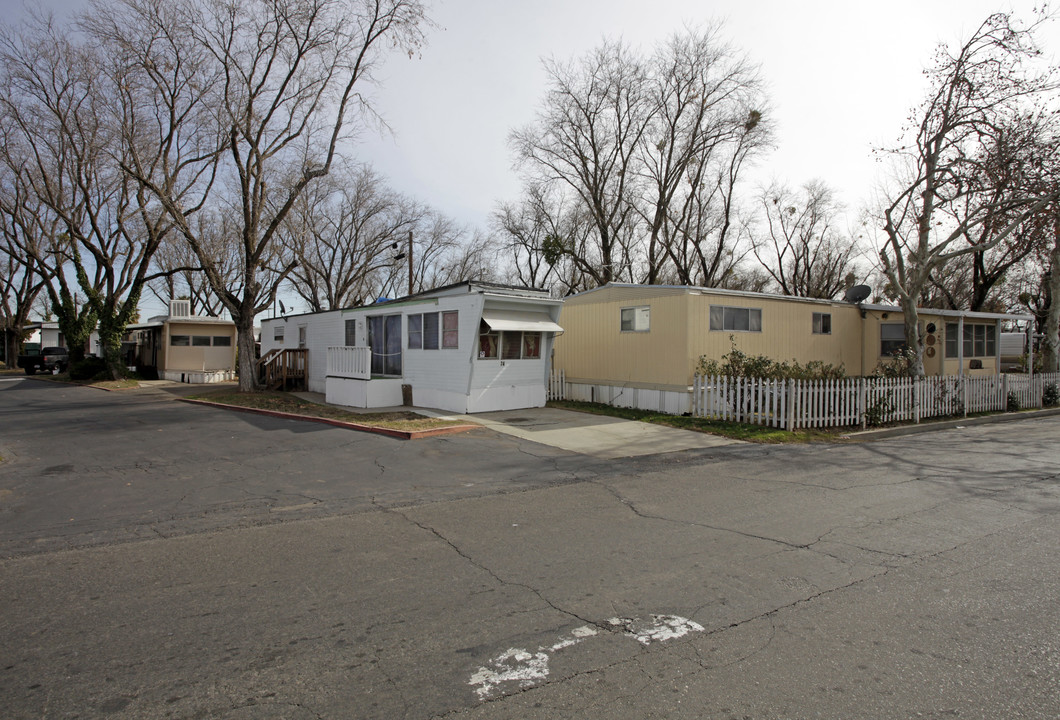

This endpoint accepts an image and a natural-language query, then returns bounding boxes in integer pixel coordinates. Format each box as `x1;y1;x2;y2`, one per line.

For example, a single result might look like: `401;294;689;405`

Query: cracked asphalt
2;377;1060;718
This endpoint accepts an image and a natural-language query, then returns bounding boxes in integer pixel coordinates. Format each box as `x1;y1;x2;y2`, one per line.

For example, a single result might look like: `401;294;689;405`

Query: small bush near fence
1044;383;1059;407
696;338;845;381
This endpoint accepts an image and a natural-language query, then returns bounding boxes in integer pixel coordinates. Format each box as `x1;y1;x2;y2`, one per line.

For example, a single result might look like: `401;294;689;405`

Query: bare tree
0;203;47;364
376;210;499;298
877;10;1059;376
640;26;769;285
510;40;652;287
281;163;417;311
509;27;769;293
109;0;430;390
0;21;147;370
1041;222;1060;373
147;214;232;317
751;180;860;299
492;181;593;292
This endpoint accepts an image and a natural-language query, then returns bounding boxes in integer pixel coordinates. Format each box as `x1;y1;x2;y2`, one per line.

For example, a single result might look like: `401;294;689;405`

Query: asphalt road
2;377;1059;719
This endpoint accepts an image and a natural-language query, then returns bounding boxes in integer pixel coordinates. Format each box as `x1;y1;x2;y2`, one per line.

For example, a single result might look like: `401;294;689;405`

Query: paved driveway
446;406;743;458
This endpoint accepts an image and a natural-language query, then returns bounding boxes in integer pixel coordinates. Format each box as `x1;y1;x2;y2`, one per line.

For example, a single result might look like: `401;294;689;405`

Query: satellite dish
843;285;871;304
279;300;286;315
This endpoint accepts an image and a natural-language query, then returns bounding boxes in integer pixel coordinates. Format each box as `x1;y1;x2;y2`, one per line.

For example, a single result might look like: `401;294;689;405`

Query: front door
368;314;402;376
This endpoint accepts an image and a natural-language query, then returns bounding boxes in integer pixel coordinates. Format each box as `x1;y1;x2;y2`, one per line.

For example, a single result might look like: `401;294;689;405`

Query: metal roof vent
169;299;192;318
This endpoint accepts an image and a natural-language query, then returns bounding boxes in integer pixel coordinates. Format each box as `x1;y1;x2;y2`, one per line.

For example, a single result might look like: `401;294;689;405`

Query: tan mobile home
553;284;1029;412
123;300;237;383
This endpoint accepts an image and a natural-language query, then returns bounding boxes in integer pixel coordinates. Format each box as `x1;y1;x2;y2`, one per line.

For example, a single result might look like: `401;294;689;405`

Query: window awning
481;309;564;333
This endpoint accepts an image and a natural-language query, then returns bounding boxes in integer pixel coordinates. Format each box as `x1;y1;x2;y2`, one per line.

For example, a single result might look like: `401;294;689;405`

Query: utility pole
407;230;414;296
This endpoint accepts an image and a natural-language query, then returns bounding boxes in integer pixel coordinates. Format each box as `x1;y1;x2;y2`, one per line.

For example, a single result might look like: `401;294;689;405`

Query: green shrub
69;356;108;381
1007;392;1021;412
1044;383;1059;408
696;336;846;381
872;347;919;379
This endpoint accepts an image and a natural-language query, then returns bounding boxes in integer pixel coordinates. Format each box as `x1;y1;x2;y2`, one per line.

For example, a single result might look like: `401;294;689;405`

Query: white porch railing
327;345;371;380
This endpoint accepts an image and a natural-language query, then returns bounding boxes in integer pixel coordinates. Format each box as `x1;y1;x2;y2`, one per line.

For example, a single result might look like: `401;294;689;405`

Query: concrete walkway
288;391;741;458
288;391;742;458
445;406;744;458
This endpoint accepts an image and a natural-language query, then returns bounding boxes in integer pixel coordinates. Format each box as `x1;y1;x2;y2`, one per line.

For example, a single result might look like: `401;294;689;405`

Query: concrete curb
842;406;1060;440
178;398;480;440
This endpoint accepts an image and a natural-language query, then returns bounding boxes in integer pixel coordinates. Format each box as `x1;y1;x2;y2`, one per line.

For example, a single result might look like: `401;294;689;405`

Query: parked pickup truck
17;346;69;375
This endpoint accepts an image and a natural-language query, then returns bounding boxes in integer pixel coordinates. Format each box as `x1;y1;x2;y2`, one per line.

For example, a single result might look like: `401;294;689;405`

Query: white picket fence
691;373;1060;430
548;368;566;401
547;369;1060;431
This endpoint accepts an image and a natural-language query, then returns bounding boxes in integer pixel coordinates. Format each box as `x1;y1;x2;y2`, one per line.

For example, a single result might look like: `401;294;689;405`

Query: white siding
262;289;561;413
401;295;481;397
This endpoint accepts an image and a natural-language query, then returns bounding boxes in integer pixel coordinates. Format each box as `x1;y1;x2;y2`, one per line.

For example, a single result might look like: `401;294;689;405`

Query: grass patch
188;389;471;432
548;400;844;443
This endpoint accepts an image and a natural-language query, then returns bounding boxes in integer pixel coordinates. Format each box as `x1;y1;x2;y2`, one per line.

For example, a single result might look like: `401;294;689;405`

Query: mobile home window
170;335;190;346
479;320;498;359
945;323;958;358
423;312;440;350
709;305;762;332
192;335;211;347
213;336;232;347
620;306;650;332
442;311;459;348
946;322;997;358
273;325;284;341
880;323;906;356
502;332;522;360
812;312;831;335
408;314;422;349
959;323;996;358
478;321;540;360
344;319;357;347
523;332;541;359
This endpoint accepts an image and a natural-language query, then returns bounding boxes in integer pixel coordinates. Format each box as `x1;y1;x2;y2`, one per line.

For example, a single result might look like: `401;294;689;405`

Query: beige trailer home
553;284;1029;412
123;300;238;383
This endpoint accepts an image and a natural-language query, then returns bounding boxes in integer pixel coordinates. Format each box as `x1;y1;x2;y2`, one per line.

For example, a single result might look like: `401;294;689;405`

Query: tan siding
165;321;237;372
687;294;862;377
557;285;1018;387
554;292;690;388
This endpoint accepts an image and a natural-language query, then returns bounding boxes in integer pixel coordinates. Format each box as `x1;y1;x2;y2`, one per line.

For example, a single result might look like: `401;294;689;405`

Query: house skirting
325;375;547;414
564;381;691;415
163;369;236;384
326;376;404;409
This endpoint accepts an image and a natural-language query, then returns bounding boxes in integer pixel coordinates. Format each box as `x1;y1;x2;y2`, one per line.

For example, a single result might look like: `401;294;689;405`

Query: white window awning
481;309;564;333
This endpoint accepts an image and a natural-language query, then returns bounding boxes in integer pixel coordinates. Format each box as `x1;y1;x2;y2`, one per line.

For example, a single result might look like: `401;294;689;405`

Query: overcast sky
4;0;1058;314
354;0;1059;231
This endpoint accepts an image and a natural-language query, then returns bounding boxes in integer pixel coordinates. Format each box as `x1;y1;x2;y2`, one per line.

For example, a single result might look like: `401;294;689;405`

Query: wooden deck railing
259;348;308;390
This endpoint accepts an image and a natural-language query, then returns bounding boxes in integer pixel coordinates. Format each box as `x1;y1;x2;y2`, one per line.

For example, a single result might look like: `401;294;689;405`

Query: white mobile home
260;281;564;414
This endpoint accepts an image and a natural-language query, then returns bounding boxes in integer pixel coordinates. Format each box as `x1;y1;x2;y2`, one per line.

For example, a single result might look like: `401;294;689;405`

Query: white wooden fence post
859;378;866;430
914;379;921;424
786;379;796;432
1002;373;1009;411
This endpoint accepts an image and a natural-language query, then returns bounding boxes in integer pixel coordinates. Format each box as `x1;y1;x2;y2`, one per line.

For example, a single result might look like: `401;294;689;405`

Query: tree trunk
97;317;127;380
1043;241;1060;374
235;314;261;392
902;304;925;377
